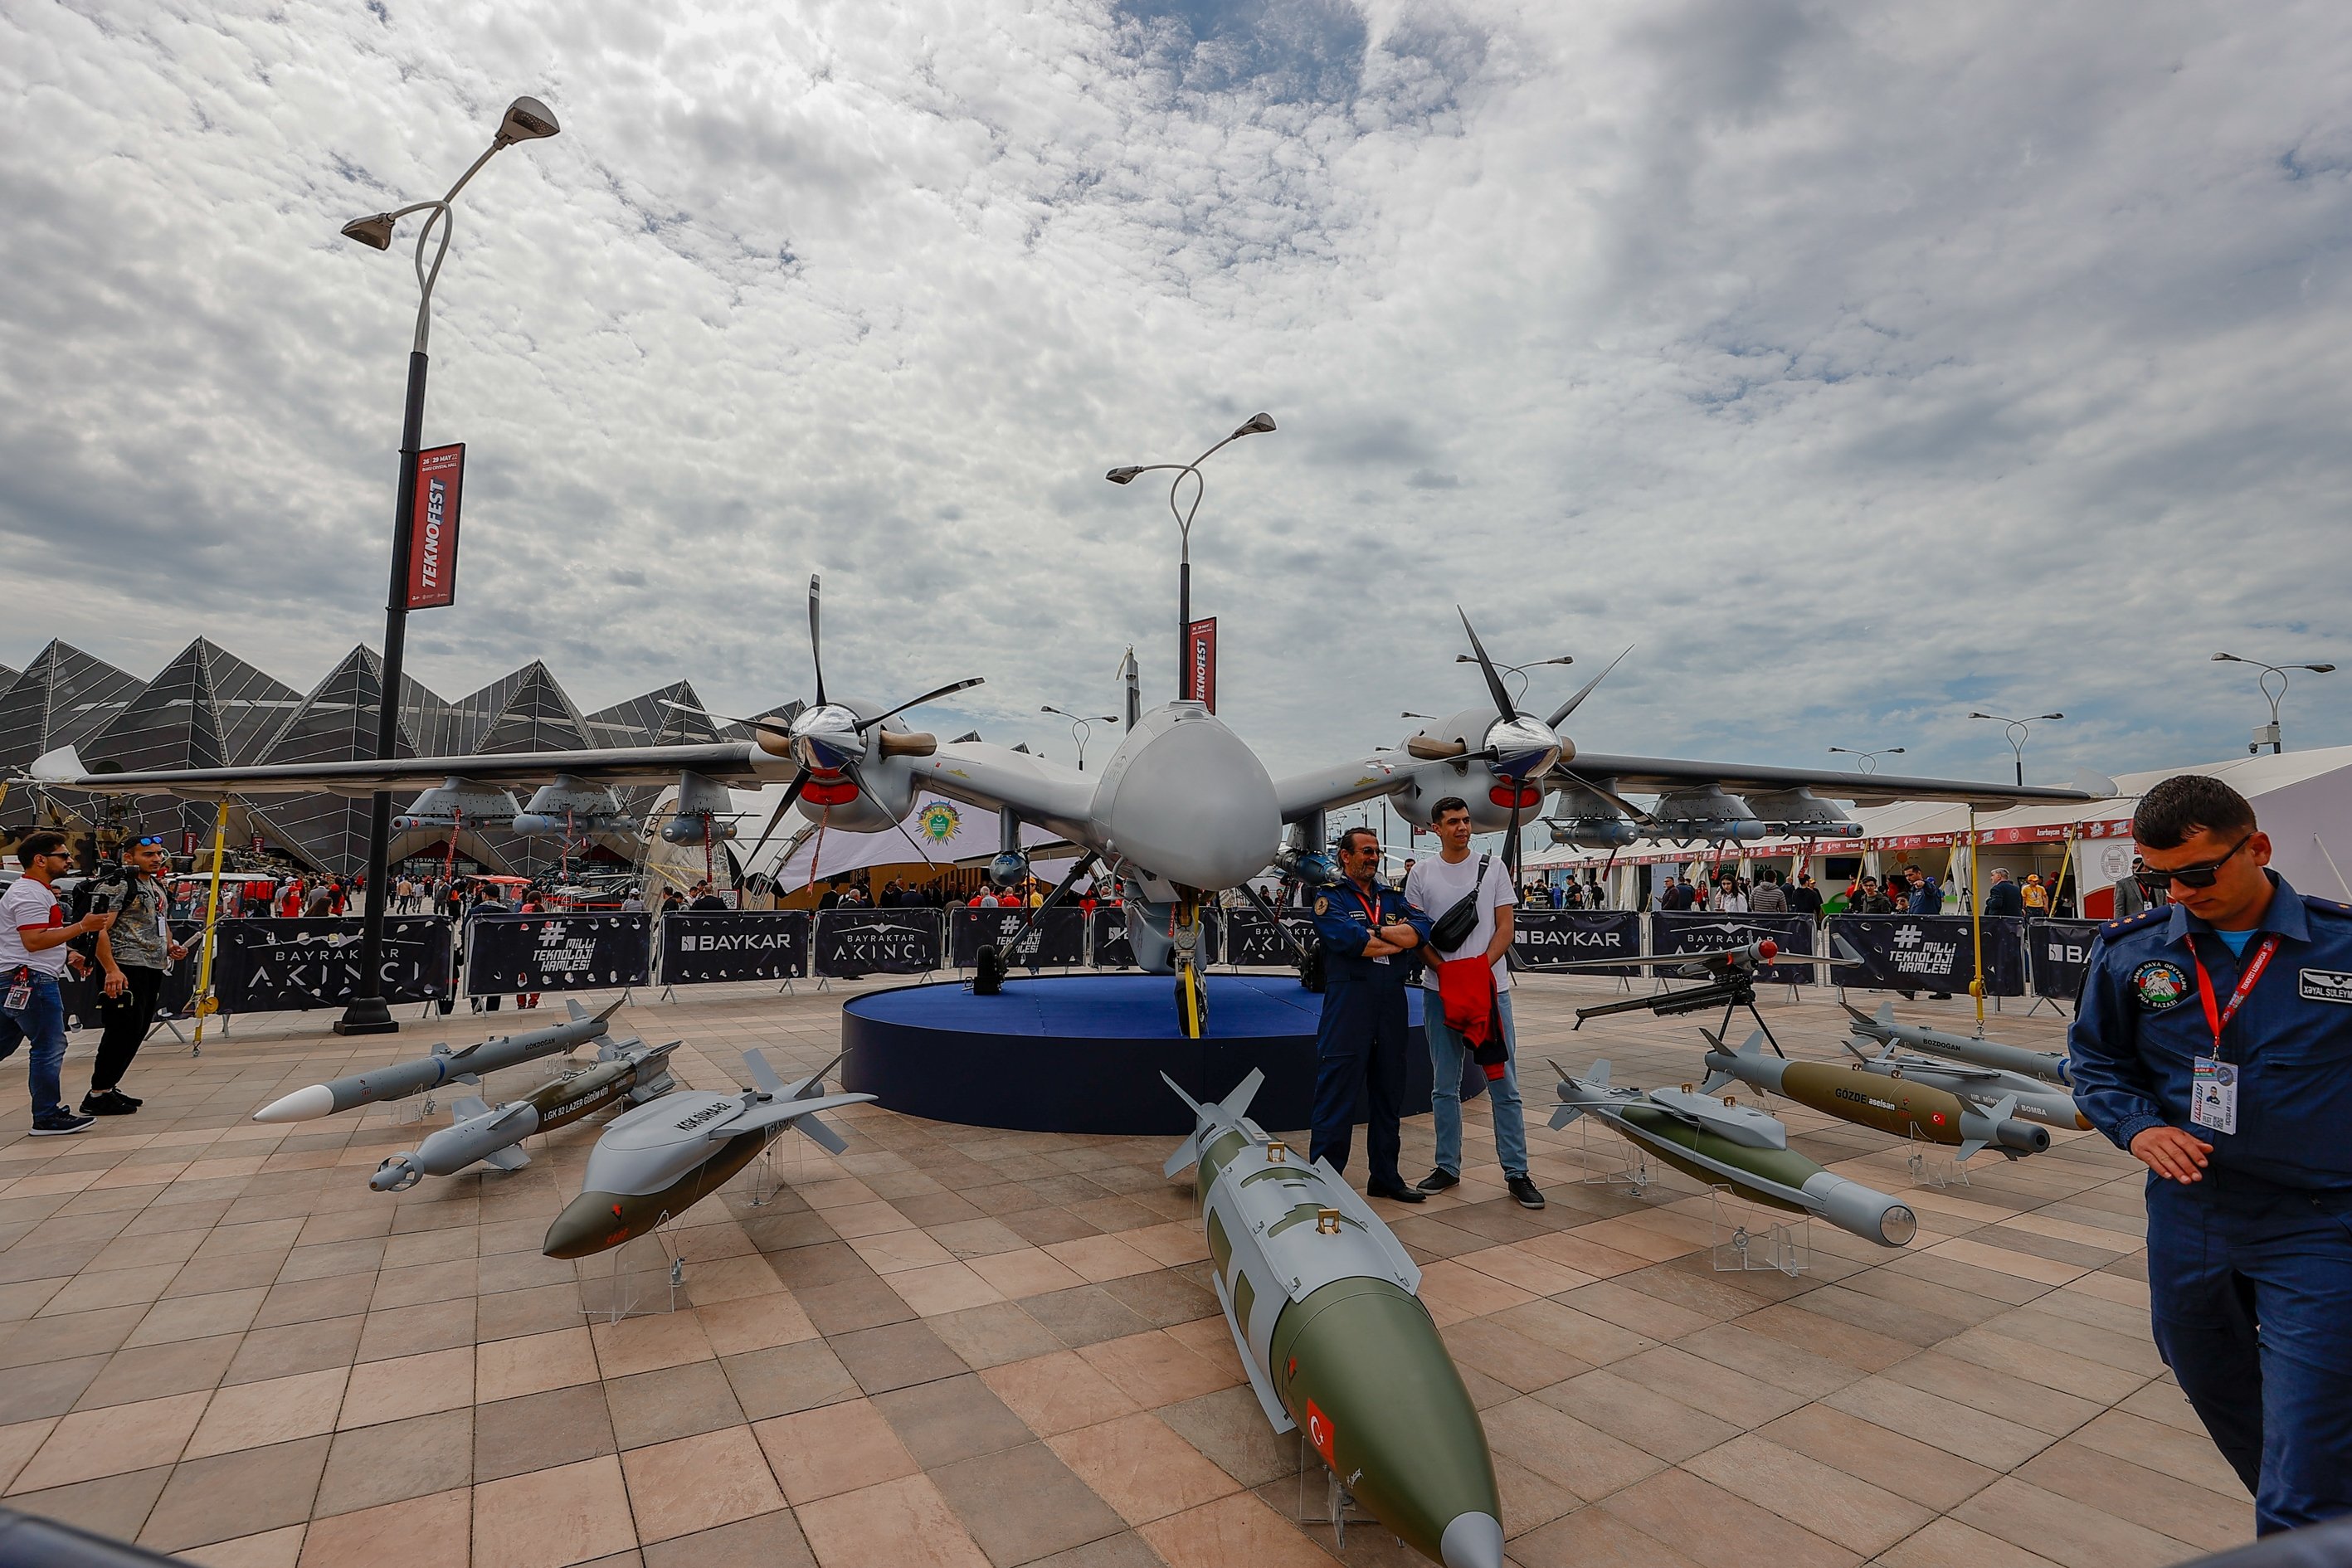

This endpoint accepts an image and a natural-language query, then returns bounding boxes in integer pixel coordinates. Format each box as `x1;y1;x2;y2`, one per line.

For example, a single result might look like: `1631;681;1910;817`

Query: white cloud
2;0;2349;785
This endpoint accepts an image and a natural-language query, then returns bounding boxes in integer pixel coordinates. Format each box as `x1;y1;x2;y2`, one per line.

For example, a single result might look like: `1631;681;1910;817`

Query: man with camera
86;835;187;1115
0;831;116;1134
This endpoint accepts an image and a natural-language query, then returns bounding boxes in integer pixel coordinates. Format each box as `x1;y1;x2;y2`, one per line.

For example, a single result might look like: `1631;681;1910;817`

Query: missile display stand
1709;1186;1810;1278
1906;1127;1971;1189
577;1210;688;1322
1579;1115;1651;1195
1291;1444;1385;1553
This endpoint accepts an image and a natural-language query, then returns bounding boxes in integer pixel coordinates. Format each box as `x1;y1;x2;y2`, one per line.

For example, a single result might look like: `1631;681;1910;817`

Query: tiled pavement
0;975;2248;1567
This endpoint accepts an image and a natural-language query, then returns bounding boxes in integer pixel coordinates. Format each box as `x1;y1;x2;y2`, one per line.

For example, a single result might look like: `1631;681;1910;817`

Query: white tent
1525;743;2352;915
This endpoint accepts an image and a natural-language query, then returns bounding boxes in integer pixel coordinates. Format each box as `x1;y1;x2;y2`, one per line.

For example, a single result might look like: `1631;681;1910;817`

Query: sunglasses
132;836;166;848
2135;833;2252;894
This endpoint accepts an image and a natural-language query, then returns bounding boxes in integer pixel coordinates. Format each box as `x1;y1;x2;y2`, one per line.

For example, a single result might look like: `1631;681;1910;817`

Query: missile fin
450;1096;491;1122
482;1145;530;1172
1547;1102;1585;1131
1698;1066;1733;1095
1211;1271;1296;1433
1211;1068;1264;1122
453;1074;480;1087
791;1112;848;1156
744;1049;788;1098
1588;1059;1612;1088
1877;1001;1898;1030
1161;1074;1207;1177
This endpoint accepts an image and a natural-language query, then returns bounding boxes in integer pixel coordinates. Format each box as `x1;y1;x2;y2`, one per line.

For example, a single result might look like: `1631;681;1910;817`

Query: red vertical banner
404;444;465;609
1187;617;1217;713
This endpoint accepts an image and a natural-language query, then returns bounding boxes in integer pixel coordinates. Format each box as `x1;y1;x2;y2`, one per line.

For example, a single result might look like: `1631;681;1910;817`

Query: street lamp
1828;745;1906;774
332;95;560;1036
1967;711;2062;786
1105;411;1276;702
1040;705;1118;770
1452;652;1573;710
2212;652;2337;754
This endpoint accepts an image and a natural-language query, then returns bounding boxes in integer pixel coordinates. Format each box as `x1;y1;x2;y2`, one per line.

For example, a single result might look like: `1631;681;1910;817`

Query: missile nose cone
544;1192;628;1259
253;1083;336;1122
1441;1511;1505;1568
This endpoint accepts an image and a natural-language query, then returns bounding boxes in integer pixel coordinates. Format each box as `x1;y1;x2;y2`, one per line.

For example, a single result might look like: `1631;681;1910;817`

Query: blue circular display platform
840;972;1483;1137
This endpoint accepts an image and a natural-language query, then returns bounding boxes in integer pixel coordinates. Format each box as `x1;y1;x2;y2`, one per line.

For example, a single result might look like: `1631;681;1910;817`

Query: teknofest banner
949;906;1086;969
1829;914;2027;996
463;913;650;996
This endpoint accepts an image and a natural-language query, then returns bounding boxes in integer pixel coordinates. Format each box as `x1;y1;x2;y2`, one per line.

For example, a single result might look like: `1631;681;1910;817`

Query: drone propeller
808;575;827;708
1456;607;1519;723
745;771;812;864
1547;645;1632;728
854;679;985;734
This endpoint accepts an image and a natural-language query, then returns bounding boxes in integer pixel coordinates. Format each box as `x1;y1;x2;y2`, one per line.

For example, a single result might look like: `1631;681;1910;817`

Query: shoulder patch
2131;960;2192;1012
1313;897;1328;915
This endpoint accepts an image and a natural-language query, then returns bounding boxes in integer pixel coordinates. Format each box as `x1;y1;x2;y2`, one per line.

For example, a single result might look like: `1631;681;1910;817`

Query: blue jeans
2147;1172;2352;1534
1428;990;1527;1180
0;974;70;1119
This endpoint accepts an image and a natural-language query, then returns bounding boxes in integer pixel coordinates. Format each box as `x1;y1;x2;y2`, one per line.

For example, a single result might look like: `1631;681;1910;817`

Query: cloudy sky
4;0;2350;786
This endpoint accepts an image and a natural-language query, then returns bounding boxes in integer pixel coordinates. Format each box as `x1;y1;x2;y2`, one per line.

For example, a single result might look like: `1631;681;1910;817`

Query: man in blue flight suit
1311;827;1432;1203
2069;774;2352;1535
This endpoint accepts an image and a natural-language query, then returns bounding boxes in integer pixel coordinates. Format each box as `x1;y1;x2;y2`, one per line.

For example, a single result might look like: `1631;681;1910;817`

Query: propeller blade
1457;607;1518;722
660;697;789;737
1546;645;1633;728
746;770;811;864
807;575;825;708
853;677;986;733
1555;766;1658;828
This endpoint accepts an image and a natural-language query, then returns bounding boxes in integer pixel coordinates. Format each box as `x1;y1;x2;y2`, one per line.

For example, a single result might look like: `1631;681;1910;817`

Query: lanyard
1346;880;1383;928
2190;934;2279;1060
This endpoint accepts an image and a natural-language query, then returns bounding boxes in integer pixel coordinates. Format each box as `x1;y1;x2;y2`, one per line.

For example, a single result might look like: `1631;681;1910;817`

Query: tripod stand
1572;971;1787;1057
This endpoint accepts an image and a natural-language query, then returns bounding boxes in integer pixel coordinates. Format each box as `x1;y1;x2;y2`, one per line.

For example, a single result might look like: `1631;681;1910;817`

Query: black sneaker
1507;1175;1546;1210
112;1090;143;1108
30;1111;95;1137
1366;1181;1429;1204
80;1091;138;1116
1415;1168;1460;1192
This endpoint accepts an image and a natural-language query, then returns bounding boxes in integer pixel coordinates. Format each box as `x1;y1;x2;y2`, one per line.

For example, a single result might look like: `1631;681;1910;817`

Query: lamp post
331;95;560;1036
1105;412;1276;702
1967;711;2062;787
1040;706;1118;770
2212;652;2337;754
1828;745;1906;774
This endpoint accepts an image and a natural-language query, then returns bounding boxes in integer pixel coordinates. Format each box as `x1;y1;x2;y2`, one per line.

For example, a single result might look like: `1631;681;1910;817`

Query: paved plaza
0;973;2247;1568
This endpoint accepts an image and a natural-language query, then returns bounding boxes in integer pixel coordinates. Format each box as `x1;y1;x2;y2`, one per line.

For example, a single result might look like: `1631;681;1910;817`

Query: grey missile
1163;1070;1502;1568
371;1036;680;1191
1841;1000;2072;1085
1547;1059;1918;1247
253;997;622;1122
1702;1029;2050;1159
1836;1037;2089;1132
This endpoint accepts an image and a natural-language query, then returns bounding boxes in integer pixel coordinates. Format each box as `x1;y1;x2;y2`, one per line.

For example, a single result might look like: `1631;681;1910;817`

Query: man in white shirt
1403;798;1542;1208
0;832;117;1135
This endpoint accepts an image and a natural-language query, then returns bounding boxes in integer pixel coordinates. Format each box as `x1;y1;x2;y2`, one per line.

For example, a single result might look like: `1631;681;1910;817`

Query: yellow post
190;808;228;1056
1967;809;1986;1035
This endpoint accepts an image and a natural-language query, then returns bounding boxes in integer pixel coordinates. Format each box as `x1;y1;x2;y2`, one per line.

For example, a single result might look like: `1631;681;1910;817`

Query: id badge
4;980;28;1012
2191;1057;2238;1135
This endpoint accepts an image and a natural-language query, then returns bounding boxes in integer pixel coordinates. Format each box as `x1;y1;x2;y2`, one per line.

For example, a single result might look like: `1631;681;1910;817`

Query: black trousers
92;965;164;1093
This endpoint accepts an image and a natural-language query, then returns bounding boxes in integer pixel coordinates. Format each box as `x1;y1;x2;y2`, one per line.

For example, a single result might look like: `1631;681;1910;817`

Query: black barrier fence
1828;913;2028;996
814;909;943;976
1651;912;1819;985
1219;911;1318;968
1513;910;1643;972
209;917;453;1012
462;913;650;996
2028;918;2101;1001
659;910;810;984
61;923;204;1031
1091;906;1136;969
949;907;1087;969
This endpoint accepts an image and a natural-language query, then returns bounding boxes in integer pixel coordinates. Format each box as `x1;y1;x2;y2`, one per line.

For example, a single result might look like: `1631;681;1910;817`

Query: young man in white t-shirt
1403;797;1542;1208
0;832;118;1135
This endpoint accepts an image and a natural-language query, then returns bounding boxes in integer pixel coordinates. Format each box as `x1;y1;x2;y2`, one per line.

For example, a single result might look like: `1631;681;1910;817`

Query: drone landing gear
1172;898;1207;1039
972;944;1006;996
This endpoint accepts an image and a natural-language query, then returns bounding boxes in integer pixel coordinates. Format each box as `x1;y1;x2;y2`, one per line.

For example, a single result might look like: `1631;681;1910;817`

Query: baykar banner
1220;910;1318;968
210;917;452;1013
2028;918;2101;1001
1512;910;1643;973
1651;912;1817;986
659;911;809;984
814;909;942;976
464;913;650;996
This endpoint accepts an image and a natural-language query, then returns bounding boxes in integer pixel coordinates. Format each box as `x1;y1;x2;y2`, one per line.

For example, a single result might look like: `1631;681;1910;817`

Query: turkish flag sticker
1305;1399;1337;1467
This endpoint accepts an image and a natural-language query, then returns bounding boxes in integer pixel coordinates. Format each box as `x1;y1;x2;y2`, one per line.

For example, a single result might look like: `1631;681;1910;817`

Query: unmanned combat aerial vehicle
1163;1070;1502;1568
542;1049;872;1259
252;998;620;1122
371;1035;681;1191
1701;1030;2051;1160
38;563;2107;1036
1549;1059;1917;1246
